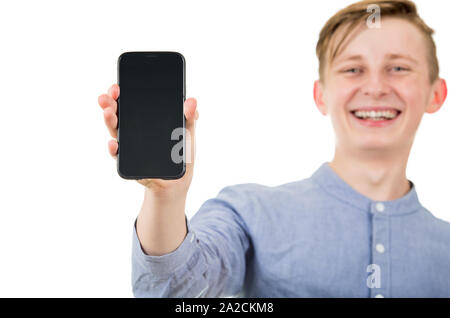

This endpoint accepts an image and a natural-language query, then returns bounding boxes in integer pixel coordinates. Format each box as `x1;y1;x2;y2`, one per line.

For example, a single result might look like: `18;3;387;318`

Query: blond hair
316;0;439;83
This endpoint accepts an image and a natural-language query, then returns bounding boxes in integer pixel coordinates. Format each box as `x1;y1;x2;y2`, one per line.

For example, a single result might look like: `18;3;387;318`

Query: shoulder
420;207;450;240
216;175;323;208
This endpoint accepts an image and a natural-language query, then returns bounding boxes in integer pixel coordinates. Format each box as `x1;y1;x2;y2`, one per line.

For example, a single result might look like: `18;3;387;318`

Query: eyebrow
386;53;419;65
335;53;419;65
335;55;363;63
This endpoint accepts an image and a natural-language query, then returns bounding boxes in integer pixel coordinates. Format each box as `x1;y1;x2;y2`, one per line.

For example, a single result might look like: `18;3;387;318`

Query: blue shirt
131;162;450;297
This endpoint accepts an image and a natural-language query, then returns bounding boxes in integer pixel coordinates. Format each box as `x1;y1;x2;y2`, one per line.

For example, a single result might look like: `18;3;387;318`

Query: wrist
143;186;187;209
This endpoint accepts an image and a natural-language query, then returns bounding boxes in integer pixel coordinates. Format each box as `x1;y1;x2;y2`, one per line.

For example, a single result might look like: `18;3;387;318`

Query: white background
0;0;448;297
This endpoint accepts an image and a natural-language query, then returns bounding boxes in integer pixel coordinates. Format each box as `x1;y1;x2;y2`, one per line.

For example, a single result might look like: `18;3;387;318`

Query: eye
343;68;362;73
390;66;409;72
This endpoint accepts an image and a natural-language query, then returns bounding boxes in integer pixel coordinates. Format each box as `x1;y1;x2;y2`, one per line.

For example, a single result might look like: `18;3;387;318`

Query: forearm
132;185;251;297
136;187;188;256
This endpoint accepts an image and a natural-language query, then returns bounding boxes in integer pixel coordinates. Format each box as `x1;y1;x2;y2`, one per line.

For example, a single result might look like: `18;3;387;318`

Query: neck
329;146;411;201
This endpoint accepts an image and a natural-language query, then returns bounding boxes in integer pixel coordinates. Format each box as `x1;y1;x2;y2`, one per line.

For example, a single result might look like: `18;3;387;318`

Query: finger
98;93;117;113
184;97;198;122
108;83;120;100
103;107;118;138
108;139;118;158
184;98;197;170
184;98;198;139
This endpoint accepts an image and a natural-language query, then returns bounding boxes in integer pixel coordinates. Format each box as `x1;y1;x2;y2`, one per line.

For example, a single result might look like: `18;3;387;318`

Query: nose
362;72;391;99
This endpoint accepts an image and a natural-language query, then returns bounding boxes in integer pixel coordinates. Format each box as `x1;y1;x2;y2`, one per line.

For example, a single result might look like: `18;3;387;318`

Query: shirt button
376;243;385;253
375;202;385;212
375;294;384;298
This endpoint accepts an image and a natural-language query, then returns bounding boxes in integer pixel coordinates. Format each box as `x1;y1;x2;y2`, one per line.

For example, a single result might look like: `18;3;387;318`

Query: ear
314;80;328;116
425;78;447;114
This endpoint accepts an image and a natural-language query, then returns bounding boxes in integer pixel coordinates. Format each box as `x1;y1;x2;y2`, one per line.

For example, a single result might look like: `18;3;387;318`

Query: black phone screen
117;52;185;179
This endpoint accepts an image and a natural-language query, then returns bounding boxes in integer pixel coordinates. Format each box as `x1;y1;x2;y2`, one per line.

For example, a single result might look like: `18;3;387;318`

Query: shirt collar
310;162;423;216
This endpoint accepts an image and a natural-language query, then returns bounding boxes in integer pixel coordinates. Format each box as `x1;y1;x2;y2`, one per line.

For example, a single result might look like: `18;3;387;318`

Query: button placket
370;202;391;298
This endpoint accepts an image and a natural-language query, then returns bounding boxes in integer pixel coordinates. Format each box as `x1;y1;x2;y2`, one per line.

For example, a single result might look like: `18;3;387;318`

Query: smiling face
314;17;447;155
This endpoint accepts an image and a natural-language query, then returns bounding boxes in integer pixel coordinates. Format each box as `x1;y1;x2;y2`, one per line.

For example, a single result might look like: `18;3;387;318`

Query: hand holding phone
97;82;199;196
98;52;199;256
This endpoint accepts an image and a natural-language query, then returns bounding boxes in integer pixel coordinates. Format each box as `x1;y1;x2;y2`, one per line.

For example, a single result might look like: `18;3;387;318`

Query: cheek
395;80;428;119
323;84;355;134
332;86;357;122
326;82;357;113
330;81;355;102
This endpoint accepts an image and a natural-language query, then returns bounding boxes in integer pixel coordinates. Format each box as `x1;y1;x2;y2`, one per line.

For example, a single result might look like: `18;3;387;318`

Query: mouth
349;107;402;127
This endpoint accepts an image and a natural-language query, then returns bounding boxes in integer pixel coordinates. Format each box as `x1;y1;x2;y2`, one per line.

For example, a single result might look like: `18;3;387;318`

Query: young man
98;0;448;297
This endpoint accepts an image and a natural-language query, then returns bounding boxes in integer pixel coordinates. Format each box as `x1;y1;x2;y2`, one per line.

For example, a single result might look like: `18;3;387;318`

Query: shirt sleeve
131;185;252;297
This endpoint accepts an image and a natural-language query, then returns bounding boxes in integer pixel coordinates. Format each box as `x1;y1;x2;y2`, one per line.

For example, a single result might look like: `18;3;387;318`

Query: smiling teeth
354;110;398;119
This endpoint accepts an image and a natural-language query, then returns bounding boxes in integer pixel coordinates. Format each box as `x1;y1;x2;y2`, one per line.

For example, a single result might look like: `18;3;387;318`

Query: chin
353;139;399;152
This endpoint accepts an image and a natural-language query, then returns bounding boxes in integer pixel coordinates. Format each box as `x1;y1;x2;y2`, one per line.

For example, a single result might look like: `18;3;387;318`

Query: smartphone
117;51;186;180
